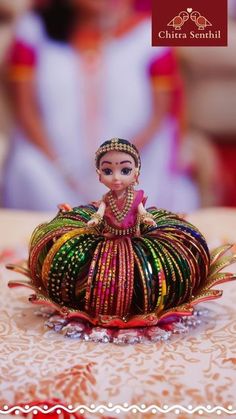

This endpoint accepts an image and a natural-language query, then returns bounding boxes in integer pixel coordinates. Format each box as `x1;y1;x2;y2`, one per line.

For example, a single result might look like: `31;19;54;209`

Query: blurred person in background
134;0;151;12
0;0;30;202
179;1;236;207
2;0;199;211
0;1;14;180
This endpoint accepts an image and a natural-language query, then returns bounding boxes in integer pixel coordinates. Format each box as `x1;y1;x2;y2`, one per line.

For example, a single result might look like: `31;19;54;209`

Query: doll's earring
132;177;139;186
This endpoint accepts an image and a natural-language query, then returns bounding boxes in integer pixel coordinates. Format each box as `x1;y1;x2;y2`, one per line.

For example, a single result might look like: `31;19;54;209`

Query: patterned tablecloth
0;208;236;418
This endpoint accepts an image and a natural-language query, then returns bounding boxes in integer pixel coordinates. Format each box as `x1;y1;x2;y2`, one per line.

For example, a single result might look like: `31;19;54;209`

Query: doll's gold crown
95;138;141;170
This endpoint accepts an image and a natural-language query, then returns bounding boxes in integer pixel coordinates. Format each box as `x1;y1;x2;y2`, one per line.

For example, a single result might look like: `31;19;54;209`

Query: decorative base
35;306;210;344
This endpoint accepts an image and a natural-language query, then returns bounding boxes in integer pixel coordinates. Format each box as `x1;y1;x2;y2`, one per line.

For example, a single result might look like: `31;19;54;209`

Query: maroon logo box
152;0;228;46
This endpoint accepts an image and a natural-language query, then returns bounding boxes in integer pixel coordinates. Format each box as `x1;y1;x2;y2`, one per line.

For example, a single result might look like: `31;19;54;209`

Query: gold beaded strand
107;185;134;223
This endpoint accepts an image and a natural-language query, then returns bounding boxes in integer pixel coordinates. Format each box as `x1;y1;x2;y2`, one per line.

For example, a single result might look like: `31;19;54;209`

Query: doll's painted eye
121;167;132;175
102;168;113;175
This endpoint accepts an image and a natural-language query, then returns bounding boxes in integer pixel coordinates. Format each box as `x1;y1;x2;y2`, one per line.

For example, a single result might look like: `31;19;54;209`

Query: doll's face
98;150;137;192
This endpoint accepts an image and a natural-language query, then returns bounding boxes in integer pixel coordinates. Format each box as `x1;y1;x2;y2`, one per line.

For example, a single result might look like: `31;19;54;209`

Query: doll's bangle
91;213;103;224
140;213;154;223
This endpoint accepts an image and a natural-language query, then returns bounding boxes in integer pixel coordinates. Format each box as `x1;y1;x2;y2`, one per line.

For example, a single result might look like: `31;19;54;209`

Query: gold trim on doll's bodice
102;187;140;236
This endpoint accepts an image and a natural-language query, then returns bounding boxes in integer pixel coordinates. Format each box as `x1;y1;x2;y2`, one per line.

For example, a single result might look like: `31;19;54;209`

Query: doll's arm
87;201;106;227
57;203;73;212
138;203;156;226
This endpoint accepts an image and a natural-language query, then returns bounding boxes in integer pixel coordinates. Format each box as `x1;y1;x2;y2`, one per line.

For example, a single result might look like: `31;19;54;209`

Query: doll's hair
95;138;141;172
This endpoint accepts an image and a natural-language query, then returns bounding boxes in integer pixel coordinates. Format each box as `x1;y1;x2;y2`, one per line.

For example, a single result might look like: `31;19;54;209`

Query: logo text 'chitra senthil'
152;0;227;46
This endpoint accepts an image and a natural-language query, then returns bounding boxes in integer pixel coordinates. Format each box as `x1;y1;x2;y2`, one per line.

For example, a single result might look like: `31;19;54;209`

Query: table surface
0;208;236;418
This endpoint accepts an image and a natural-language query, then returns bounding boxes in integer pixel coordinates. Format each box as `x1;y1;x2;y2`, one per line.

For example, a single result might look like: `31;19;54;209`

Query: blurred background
0;0;236;212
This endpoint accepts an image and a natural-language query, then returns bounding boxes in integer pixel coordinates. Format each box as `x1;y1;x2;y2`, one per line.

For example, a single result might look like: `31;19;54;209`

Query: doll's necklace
108;185;134;222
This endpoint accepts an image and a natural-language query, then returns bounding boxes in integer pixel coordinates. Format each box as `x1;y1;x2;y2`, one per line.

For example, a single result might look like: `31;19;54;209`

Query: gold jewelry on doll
95;138;141;172
107;185;134;223
90;213;103;224
139;212;154;223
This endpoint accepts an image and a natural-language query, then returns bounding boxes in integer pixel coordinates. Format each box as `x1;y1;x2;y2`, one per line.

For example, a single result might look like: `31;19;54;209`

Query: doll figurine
8;138;236;328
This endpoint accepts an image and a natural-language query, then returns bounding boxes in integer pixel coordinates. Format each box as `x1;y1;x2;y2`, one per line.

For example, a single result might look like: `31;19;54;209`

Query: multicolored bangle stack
8;205;236;328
